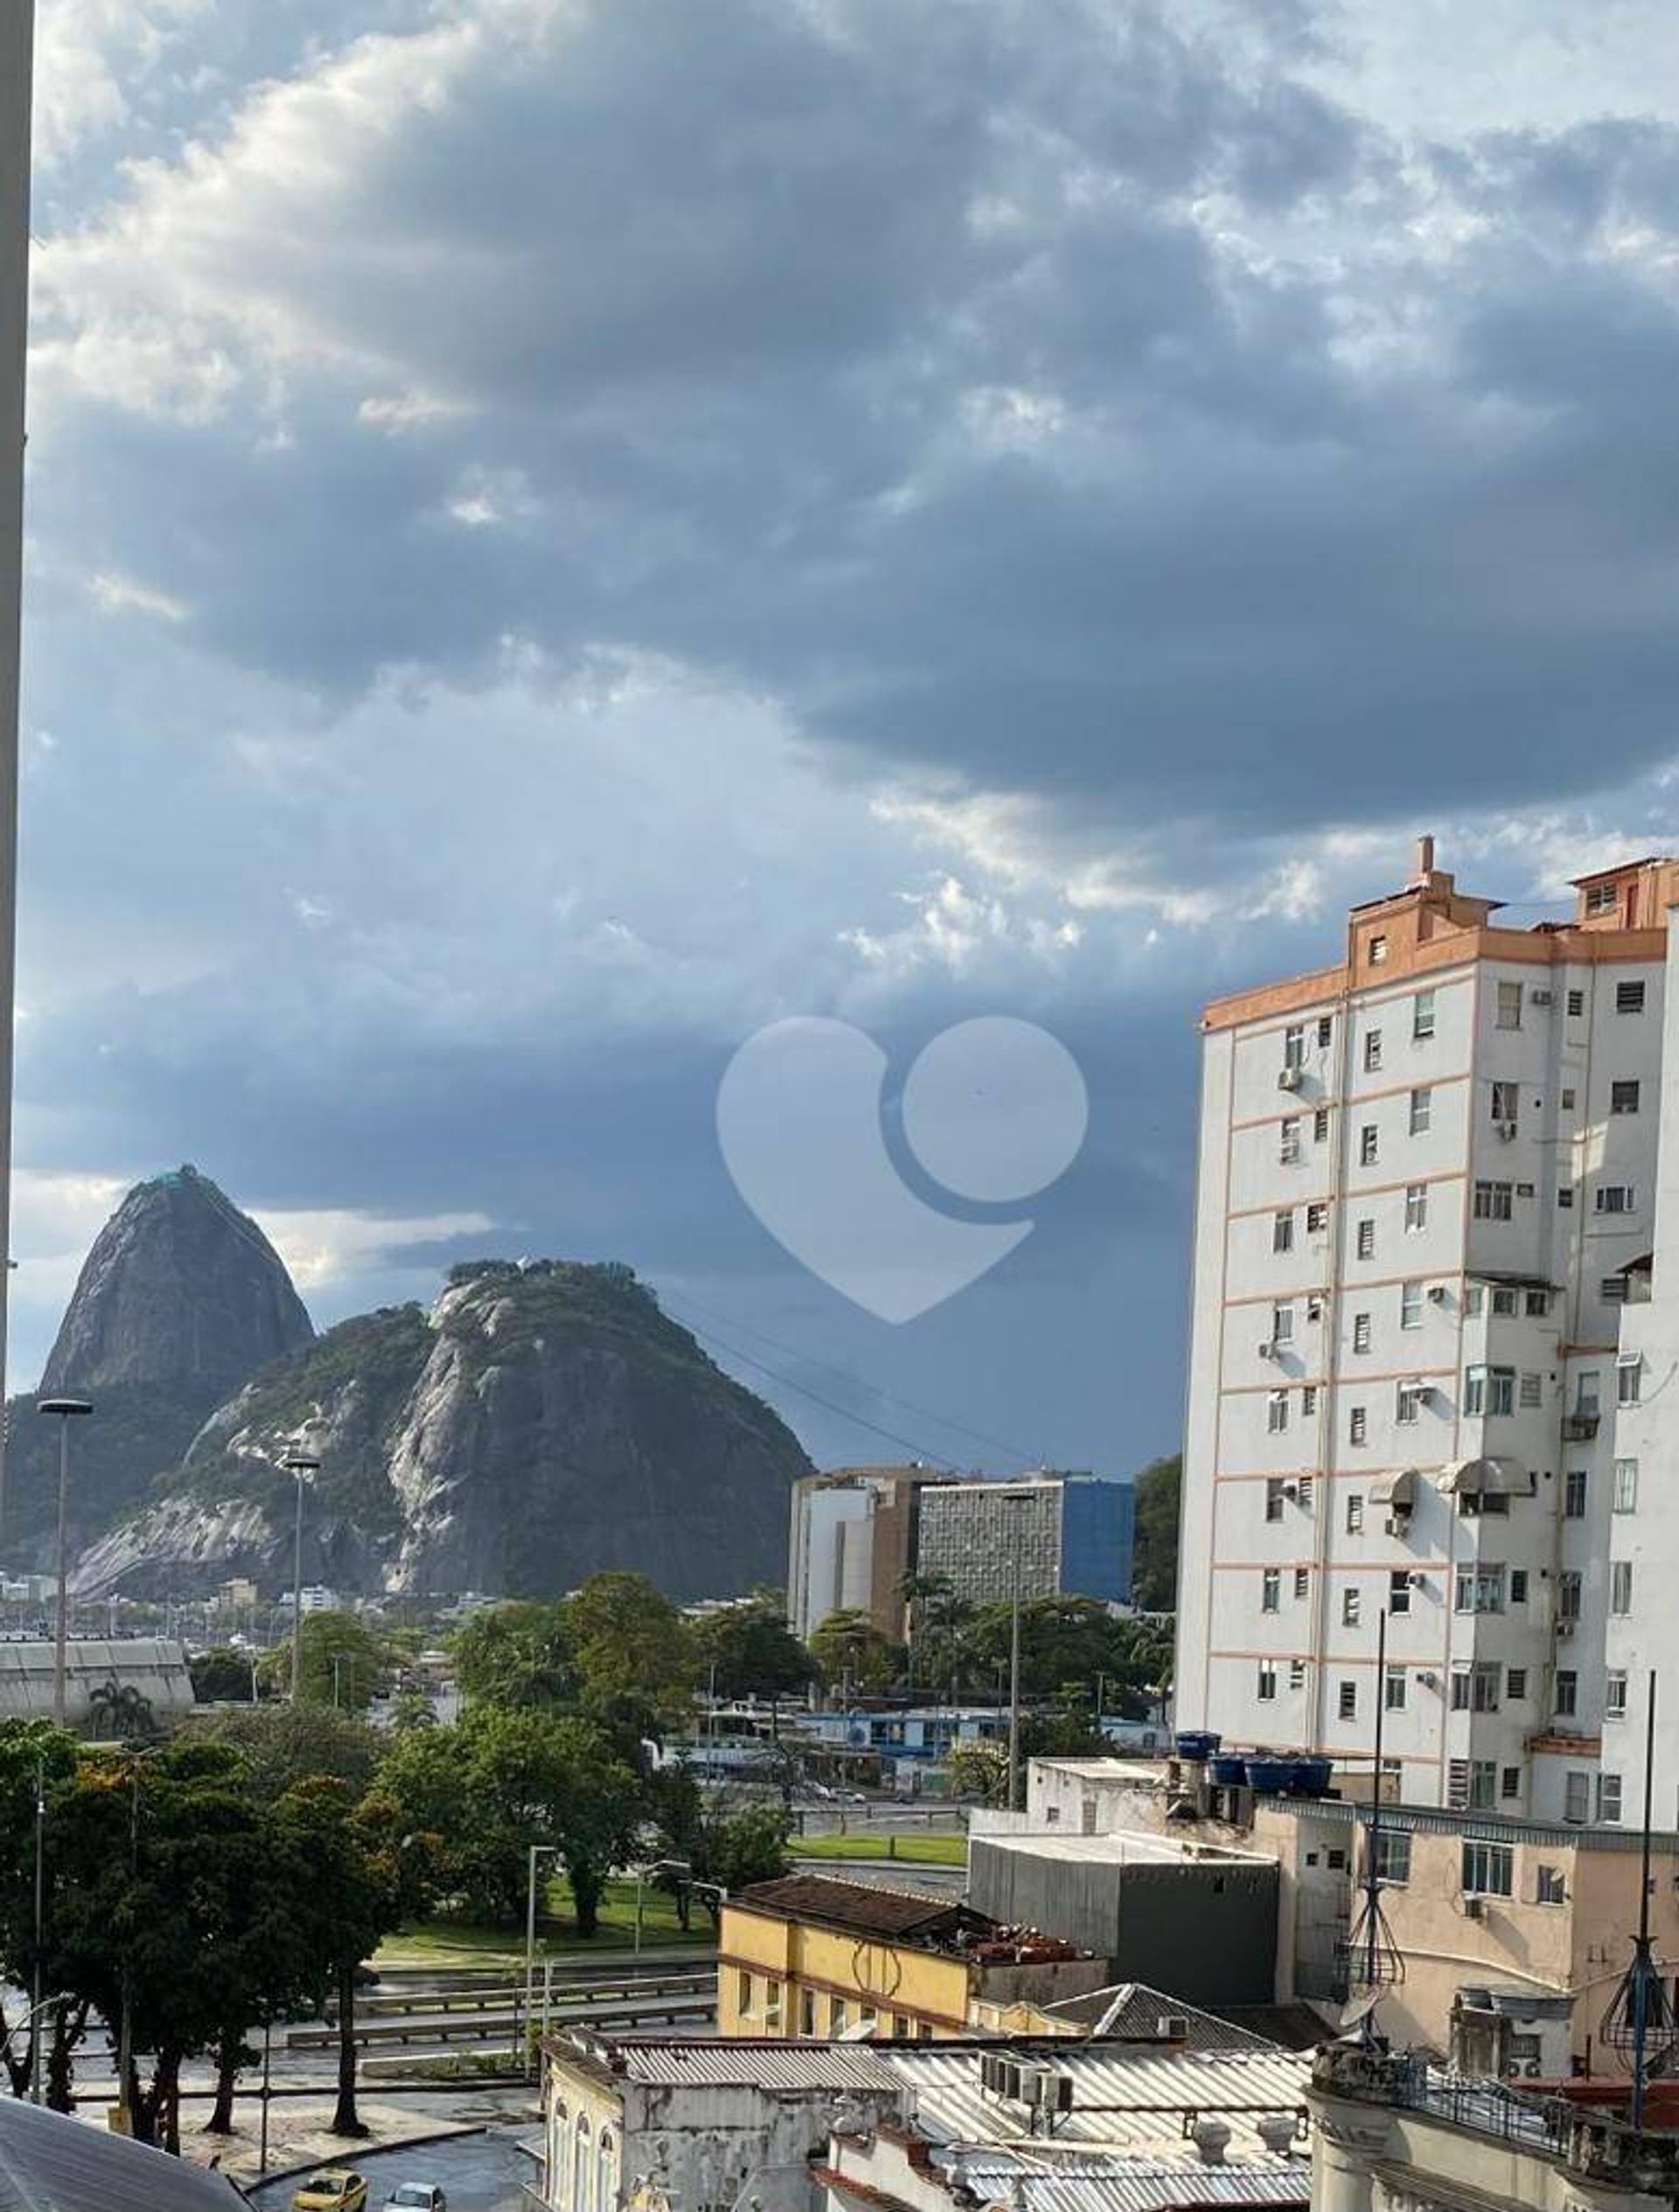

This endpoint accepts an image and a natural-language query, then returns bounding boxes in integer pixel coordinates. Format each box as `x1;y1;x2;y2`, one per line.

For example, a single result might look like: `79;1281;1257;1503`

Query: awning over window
1617;1350;1642;1368
1440;1457;1532;1497
1369;1469;1419;1509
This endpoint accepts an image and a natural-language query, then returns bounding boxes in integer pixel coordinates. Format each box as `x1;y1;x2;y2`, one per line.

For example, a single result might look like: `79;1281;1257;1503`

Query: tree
180;1703;380;1805
896;1571;956;1690
807;1609;901;1694
261;1611;394;1712
958;1596;1155;1715
946;1741;1007;1804
646;1770;789;1925
0;1722;80;2098
187;1646;257;1704
693;1591;816;1704
1130;1453;1181;1612
87;1678;157;1742
450;1599;575;1710
564;1572;697;1725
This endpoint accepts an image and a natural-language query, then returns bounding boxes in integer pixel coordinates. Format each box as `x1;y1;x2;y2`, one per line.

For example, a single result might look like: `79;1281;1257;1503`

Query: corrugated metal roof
1042;1986;1278;2050
890;2045;1313;2160
948;2155;1310;2212
739;1875;965;1937
0;2093;245;2209
616;2043;904;2090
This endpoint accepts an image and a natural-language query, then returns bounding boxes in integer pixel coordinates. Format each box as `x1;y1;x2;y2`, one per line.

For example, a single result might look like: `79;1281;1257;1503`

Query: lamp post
281;1453;319;1704
38;1399;91;1726
523;1843;563;2081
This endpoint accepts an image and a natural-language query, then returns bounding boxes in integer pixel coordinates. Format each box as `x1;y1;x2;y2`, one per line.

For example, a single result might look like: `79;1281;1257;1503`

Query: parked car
387;2188;447;2212
292;2172;368;2212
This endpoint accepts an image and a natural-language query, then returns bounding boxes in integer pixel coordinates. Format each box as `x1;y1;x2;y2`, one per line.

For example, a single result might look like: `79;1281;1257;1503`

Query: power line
660;1286;1041;1468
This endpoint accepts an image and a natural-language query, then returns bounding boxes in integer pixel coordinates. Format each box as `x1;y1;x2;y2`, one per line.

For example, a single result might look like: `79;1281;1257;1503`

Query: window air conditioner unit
1156;2016;1190;2041
1463;1896;1485;1919
1498;1121;1518;1141
1531;991;1553;1008
1408;1572;1427;1587
1427;1285;1447;1304
1282;1483;1300;1499
1258;1341;1278;1360
1556;1621;1576;1639
1278;1068;1305;1091
1418;1671;1439;1688
1383;1517;1403;1535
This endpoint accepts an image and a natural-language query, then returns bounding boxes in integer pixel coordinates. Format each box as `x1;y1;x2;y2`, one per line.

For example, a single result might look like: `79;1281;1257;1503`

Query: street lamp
281;1452;319;1704
523;1843;563;2081
37;1399;91;1726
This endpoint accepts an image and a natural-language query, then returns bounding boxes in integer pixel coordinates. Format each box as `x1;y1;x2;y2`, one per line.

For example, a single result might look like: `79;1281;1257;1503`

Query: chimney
1413;834;1436;882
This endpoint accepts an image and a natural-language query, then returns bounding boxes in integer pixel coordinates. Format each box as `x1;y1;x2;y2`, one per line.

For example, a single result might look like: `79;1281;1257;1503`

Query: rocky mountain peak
40;1165;314;1399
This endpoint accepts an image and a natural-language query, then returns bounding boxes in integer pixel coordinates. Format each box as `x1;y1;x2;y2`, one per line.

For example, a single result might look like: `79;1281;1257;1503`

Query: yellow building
718;1874;1105;2041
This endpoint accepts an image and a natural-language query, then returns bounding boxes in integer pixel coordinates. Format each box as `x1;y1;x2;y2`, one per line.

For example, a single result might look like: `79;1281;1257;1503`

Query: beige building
1310;2040;1679;2212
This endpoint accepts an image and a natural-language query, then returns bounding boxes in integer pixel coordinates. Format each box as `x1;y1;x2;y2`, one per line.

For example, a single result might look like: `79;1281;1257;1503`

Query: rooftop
975;1831;1268;1868
735;1875;972;1940
1042;1983;1327;2055
941;2156;1311;2212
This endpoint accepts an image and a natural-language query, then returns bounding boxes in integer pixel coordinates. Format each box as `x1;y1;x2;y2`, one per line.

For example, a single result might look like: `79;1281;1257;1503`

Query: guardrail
342;1972;712;2021
288;1993;714;2051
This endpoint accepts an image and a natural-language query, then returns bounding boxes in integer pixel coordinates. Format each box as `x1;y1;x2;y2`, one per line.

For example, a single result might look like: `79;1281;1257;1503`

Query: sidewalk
155;2097;484;2189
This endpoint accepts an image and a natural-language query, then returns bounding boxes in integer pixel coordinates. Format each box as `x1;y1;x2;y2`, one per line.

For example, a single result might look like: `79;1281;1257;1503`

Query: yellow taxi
292;2172;369;2212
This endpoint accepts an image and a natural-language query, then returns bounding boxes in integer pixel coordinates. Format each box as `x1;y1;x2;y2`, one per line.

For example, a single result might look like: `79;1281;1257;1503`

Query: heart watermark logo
717;1014;1087;1322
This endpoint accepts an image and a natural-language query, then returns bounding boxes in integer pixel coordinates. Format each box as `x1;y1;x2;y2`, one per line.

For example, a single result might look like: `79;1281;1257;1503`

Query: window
1596;1185;1636;1214
1383;1666;1406;1711
1265;1478;1285;1522
1604;1274;1628;1303
1363;1031;1383;1072
1272;1301;1295;1345
1404;1184;1427;1232
1317;1015;1334;1047
1347;1493;1364;1534
1348;1405;1367;1446
1564;1468;1587;1518
1606;1671;1628;1719
1567;987;1585;1017
1463;1840;1515;1896
1611;1560;1634;1615
1374;1831;1411;1885
1306;1201;1328;1235
1273;1209;1295;1251
1586;880;1620;917
1369;935;1388;966
1410;1087;1432;1135
1299;1476;1315;1511
1556;1670;1578;1719
1342;1587;1361;1626
1501;1767;1522;1803
1613;1079;1641;1115
1306;1293;1324;1322
1400;1280;1422;1330
1450;1666;1471;1712
1507;1666;1528;1701
1359;1124;1378;1166
1356;1218;1376;1260
1468;1760;1498;1808
1490;1080;1520;1124
1288;1659;1306;1690
1338;1680;1357;1722
1267;1390;1289;1434
1496;980;1522;1030
1614;1457;1639;1513
1463;1364;1515;1417
1279;1116;1302;1164
1262;1569;1280;1613
1525;1289;1549;1317
1293;1566;1310;1598
1536;1864;1566;1906
1619;1359;1642;1408
1510;1569;1529;1604
1301;1385;1318;1415
1353;1311;1372;1353
1464;1283;1485;1317
1599;1775;1624;1825
1257;1662;1277;1701
738;1968;754;2014
1473;1662;1501;1712
1455;1566;1506;1615
1473;1180;1514;1221
1313;1107;1331;1142
1564;1770;1590;1824
1558;1186;1575;1208
799;1988;816;2035
1389;1569;1411;1616
1396;1381;1425;1425
1519;1372;1543;1409
1412;989;1436;1040
1490;1284;1517;1317
1578;1372;1601;1416
1561;1087;1576;1109
1617;979;1646;1013
1283;1024;1306;1070
831;1999;848;2033
1558;1570;1582;1622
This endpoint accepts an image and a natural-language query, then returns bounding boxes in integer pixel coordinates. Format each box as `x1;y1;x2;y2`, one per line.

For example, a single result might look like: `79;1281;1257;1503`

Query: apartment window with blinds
1356;1219;1376;1260
1496;981;1523;1029
1279;1117;1302;1164
1396;1382;1425;1425
1346;1494;1364;1534
1473;1180;1514;1221
1313;1107;1330;1142
1272;1302;1295;1344
1267;1391;1289;1434
1506;1666;1527;1701
1412;990;1436;1040
1389;1569;1411;1615
1510;1569;1529;1604
1611;1561;1634;1615
1567;988;1585;1017
1617;979;1646;1013
1606;1671;1628;1719
1262;1569;1280;1613
1284;1025;1306;1070
1556;1671;1578;1718
1301;1386;1318;1415
1614;1458;1639;1513
1400;1280;1422;1329
1338;1680;1357;1721
1596;1185;1636;1214
1558;1571;1582;1622
1612;1079;1641;1115
1369;936;1388;966
1318;1015;1334;1047
1353;1312;1372;1353
1359;1125;1378;1166
1342;1587;1361;1626
1404;1185;1427;1232
1273;1209;1294;1252
1294;1567;1310;1598
1564;1469;1587;1517
1599;1775;1624;1825
1288;1659;1306;1690
1410;1088;1431;1136
1348;1406;1368;1446
1462;1841;1514;1896
1306;1202;1328;1234
1257;1663;1277;1701
1564;1770;1590;1824
1363;1032;1383;1073
1490;1081;1520;1123
1519;1372;1543;1409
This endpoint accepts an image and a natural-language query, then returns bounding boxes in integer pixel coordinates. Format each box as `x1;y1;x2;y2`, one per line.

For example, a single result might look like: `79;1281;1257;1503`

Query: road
249;2127;536;2210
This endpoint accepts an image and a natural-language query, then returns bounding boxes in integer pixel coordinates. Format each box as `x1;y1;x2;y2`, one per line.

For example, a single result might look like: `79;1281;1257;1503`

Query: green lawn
376;1873;721;1967
794;1829;966;1866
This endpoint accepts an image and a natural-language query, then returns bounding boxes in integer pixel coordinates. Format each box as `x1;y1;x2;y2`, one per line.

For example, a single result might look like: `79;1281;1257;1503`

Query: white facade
787;1473;890;1640
1180;845;1675;1814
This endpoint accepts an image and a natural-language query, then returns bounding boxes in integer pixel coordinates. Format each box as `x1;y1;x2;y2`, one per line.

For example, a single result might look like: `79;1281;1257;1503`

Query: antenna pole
1633;1671;1657;2130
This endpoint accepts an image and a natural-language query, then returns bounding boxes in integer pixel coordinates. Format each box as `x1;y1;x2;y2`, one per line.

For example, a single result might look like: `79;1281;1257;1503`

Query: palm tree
88;1677;157;1742
895;1571;956;1691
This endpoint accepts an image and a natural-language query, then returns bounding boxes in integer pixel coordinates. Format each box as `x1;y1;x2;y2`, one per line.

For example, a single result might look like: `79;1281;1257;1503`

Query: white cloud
255;1205;498;1292
87;571;190;623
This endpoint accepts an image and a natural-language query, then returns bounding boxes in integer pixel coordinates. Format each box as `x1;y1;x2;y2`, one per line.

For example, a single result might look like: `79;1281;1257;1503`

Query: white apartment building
1178;841;1676;1817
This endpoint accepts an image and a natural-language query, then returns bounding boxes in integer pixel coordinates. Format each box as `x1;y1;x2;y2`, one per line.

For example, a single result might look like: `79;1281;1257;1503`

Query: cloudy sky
12;0;1679;1478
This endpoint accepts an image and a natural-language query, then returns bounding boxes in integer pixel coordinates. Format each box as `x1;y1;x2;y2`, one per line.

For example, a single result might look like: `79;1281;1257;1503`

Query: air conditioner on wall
1531;991;1553;1008
1498;1121;1518;1140
1463;1896;1485;1919
1278;1068;1305;1091
1258;1341;1278;1360
1427;1286;1447;1304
